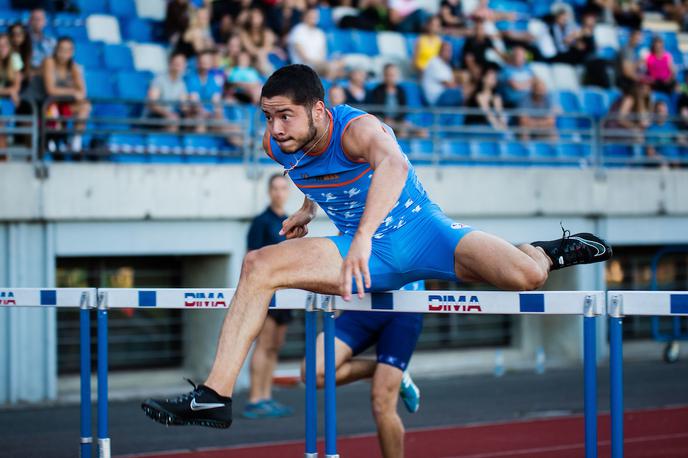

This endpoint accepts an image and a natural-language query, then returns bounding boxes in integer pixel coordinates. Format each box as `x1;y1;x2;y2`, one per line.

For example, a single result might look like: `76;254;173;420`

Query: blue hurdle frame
79;293;93;458
97;292;111;458
304;295;318;458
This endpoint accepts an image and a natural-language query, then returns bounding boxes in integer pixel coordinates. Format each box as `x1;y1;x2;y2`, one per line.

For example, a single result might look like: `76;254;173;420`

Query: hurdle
606;290;688;458
0;288;97;458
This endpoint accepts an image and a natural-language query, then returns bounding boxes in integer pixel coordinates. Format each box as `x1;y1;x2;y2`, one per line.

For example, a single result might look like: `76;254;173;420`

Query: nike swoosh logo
570;237;606;257
190;398;226;411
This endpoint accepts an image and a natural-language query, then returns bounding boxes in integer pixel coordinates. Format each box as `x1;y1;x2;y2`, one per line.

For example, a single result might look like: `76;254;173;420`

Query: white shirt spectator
288;22;327;65
421;56;454;105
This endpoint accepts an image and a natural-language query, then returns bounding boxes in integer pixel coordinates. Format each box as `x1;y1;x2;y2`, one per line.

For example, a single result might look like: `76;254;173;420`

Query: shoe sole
141;403;232;429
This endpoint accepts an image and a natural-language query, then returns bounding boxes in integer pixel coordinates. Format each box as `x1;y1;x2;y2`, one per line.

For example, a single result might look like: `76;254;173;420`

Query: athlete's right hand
280;208;313;239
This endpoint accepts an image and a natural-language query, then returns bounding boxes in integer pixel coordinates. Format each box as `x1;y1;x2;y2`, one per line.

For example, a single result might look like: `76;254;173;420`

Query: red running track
120;405;688;458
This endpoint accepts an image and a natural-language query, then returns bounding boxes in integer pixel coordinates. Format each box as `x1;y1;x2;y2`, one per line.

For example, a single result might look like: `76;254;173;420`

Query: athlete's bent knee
514;264;547;291
370;384;396;420
241;249;274;285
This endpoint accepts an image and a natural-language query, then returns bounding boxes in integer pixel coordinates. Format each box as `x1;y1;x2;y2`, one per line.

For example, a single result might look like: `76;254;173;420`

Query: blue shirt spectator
500;46;533;107
646;100;680;159
185;50;222;103
28;9;55;69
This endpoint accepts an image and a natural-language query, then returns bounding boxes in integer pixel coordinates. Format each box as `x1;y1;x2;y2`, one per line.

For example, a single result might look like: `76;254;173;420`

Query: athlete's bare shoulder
341;114;401;165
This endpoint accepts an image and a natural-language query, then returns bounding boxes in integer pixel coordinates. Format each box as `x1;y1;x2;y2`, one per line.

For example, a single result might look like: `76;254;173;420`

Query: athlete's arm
339;115;409;300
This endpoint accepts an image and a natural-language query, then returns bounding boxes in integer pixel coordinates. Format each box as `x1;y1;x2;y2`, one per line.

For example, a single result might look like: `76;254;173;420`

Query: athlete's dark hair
261;64;324;108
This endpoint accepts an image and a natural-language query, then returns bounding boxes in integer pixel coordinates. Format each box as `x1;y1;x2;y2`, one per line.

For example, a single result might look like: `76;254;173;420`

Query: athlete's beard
289;110;318;154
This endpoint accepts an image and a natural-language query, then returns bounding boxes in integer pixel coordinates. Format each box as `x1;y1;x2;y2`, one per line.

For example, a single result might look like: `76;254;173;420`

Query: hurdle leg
323;305;338;458
80;296;93;458
305;296;318;458
583;314;597;458
97;294;111;458
609;314;624;458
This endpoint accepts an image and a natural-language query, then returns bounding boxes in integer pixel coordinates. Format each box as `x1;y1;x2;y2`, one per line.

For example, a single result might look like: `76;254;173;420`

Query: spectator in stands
604;81;651;148
28;9;55;71
165;0;193;46
422;41;462;106
0;33;22;107
645;100;682;162
219;34;242;71
500;45;533;108
464;66;507;130
328;84;347;106
589;0;642;29
676;71;688;129
469;0;516;24
616;29;644;93
288;8;342;79
185;49;223;133
645;36;676;94
41;37;90;155
8;23;31;80
517;78;557;140
225;51;263;104
178;7;215;58
239;8;279;76
439;0;468;33
146;52;189;132
550;4;580;64
213;14;235;45
264;0;306;36
461;19;497;83
368;63;427;138
389;0;431;33
343;68;368;105
413;16;443;72
339;0;390;31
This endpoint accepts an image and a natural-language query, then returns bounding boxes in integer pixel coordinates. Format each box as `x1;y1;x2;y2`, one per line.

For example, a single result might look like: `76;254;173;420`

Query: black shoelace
169;378;201;404
556;222;572;254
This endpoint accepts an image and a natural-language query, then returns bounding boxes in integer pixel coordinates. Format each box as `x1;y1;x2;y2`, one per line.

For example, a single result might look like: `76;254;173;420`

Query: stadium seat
116;71;153;100
398;80;425;107
103;44;134;70
581;87;609;118
130;43;167;74
505;142;530;158
93;102;130;119
109;0;137;18
473;141;501;160
56;26;89;41
551;63;580;92
134;0;166;20
593;24;619;50
408;139;434;162
532;142;557;159
86;14;122;44
377;31;409;60
75;0;107;14
0;97;15;116
107;133;146;156
317;6;334;30
558;143;591;160
74;42;103;69
0;10;22;26
85;70;115;99
122;17;156;43
557;90;581;112
183;136;222;162
530;62;554;90
351;30;380;56
146;134;182;156
53;13;87;27
440;139;471;159
326;29;354;56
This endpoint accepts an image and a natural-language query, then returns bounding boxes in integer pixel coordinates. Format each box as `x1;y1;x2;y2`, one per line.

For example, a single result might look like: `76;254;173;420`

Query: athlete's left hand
341;234;372;301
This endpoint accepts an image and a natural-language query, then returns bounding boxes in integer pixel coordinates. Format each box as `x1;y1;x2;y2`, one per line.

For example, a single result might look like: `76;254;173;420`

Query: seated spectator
646;100;682;162
464;66;506;130
389;0;431;33
500;45;533;108
219;34;242;71
469;0;516;24
413;16;443;72
8;23;31;79
517;78;557;140
146;52;190;132
42;36;90;153
461;19;498;83
645;36;676;94
549;4;580;63
28;9;55;72
165;0;193;45
676;71;688;129
439;0;468;33
213;14;235;45
604;82;651;148
178;7;215;58
0;33;23;153
225;51;263;104
367;63;427;138
239;8;280;76
343;68;368;105
588;0;642;29
616;29;644;93
339;0;390;31
422;41;462;106
288;8;343;79
266;0;306;36
328;84;346;106
185;49;223;133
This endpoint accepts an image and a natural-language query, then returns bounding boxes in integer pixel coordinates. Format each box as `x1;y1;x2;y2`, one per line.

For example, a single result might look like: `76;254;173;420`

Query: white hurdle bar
0;287;96;458
606;291;688;458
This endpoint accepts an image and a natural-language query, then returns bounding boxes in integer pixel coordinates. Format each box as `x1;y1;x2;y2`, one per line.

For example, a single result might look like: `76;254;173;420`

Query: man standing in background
242;173;294;419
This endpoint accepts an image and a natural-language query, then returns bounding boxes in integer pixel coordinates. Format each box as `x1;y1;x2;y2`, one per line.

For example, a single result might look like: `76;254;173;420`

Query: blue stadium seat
74;41;103;69
557;90;581;112
183;136;222;162
116;71;153;101
85;70;115;99
532;142;557;159
443;36;465;64
108;133;146;162
505;142;530;158
440;139;471;159
122;18;156;42
603;144;634;160
147;134;183;162
103;44;134;70
473;141;501;160
398;80;424;107
0;98;15;116
317;6;334;30
408;138;434;162
0;10;22;26
351;30;380;56
108;0;137;18
93;102;130;118
558;143;585;159
53;12;87;27
326;29;354;56
404;34;418;58
75;0;108;14
396;138;411;154
55;26;89;41
581;87;608;118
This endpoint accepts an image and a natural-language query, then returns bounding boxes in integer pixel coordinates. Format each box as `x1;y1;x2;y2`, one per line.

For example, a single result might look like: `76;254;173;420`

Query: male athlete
141;64;612;428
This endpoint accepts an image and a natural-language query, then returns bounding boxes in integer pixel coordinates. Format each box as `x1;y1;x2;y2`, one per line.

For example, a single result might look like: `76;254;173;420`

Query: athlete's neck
301;112;331;154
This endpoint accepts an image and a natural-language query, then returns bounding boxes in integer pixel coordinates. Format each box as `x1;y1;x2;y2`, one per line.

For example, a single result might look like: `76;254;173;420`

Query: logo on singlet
451;223;470;230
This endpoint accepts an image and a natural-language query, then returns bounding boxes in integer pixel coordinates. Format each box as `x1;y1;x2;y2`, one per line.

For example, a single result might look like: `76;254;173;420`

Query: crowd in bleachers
0;0;688;163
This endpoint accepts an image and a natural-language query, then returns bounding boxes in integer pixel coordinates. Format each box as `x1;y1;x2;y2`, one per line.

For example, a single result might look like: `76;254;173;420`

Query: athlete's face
261;96;325;154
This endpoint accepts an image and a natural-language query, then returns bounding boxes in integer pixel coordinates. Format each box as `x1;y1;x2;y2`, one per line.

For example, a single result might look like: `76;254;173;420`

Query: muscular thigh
258;237;344;295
